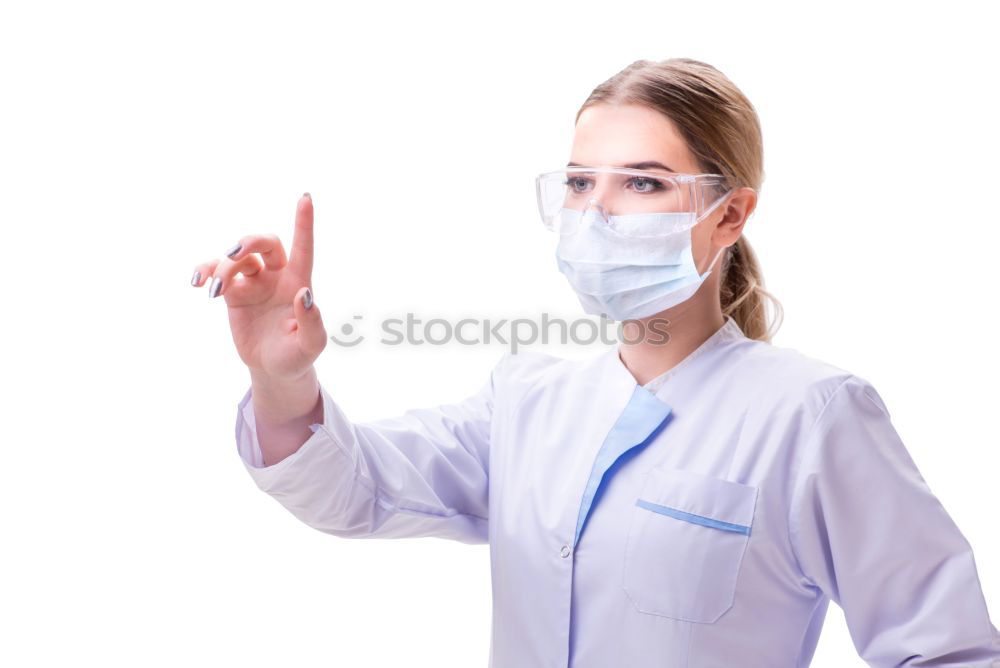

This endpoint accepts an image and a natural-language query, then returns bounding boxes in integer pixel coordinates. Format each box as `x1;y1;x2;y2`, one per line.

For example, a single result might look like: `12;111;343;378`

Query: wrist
249;366;322;425
248;363;316;386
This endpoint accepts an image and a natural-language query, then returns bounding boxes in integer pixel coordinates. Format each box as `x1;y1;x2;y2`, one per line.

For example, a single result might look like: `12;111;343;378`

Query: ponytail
720;237;783;342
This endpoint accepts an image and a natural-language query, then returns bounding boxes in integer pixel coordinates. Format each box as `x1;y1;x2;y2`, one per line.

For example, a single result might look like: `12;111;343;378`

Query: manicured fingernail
302;288;313;309
191;270;201;286
225;243;242;258
209;276;222;298
302;192;311;199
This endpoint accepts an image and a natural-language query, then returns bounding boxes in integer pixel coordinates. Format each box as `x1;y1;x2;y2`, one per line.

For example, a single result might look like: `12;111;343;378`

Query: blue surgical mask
555;207;725;322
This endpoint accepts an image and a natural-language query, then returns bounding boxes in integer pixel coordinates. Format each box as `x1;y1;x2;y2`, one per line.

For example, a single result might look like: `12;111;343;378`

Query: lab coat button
560;545;571;558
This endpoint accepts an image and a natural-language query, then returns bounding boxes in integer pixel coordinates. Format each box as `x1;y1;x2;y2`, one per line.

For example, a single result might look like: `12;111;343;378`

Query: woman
191;58;1000;666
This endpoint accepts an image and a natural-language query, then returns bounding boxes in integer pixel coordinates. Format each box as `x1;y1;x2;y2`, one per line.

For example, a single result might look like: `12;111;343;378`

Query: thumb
292;286;328;358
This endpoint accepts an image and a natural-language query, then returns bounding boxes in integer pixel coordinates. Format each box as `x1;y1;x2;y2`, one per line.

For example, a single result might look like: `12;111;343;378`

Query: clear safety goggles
535;166;733;238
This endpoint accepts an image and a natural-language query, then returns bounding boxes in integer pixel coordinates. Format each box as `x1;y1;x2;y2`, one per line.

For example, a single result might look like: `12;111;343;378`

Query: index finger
289;192;314;278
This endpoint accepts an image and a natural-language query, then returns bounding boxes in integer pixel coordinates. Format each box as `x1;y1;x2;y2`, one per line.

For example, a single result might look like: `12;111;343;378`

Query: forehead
570;103;698;172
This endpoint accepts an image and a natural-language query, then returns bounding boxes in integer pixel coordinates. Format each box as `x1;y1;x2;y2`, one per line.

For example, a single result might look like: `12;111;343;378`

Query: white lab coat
235;315;1000;667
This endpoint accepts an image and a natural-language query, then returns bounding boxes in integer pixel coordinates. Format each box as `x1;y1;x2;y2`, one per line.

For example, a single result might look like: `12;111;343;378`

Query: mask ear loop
696;186;735;277
700;245;727;277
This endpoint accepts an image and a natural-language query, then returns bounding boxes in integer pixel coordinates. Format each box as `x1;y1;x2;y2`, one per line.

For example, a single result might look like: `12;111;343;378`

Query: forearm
249;366;324;467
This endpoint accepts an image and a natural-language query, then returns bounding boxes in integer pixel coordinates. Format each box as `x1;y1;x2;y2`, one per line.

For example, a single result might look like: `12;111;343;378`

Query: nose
580;198;611;226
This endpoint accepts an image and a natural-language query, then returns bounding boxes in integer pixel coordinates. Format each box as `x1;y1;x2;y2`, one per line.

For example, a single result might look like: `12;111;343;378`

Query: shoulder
490;348;579;389
724;337;889;421
488;347;624;412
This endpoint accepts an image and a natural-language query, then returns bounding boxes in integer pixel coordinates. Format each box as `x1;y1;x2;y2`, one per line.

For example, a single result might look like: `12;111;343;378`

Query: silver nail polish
209;276;222;298
225;243;242;258
303;288;313;309
191;270;201;286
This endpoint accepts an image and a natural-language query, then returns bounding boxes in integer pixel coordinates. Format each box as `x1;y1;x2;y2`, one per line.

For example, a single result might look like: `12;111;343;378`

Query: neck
617;291;726;386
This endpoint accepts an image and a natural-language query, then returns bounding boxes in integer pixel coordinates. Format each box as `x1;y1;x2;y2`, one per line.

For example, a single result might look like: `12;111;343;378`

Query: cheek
689;222;714;258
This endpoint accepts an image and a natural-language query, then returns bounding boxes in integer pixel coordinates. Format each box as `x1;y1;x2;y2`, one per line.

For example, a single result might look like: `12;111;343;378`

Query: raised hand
191;193;328;381
192;193;328;465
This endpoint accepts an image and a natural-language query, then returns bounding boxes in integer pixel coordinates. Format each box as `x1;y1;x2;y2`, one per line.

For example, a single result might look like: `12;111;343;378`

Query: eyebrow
566;160;676;172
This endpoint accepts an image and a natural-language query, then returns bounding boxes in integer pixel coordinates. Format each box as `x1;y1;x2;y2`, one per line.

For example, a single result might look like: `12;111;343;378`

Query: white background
2;1;997;666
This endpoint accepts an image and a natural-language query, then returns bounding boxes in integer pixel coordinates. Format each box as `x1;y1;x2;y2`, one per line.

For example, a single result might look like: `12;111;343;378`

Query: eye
563;176;594;193
628;176;668;193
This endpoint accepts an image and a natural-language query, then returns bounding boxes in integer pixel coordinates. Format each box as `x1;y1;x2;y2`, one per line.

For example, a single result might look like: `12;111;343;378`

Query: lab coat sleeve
234;355;505;545
788;375;1000;667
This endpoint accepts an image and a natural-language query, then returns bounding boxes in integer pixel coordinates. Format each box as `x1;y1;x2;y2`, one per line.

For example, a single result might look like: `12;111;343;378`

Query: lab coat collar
604;314;747;393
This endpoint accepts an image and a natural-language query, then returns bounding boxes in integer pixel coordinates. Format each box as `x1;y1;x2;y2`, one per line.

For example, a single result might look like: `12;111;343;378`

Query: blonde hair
575;58;783;342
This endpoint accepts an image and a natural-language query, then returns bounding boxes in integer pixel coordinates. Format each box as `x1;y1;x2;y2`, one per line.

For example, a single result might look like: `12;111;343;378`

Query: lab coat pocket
622;466;758;623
